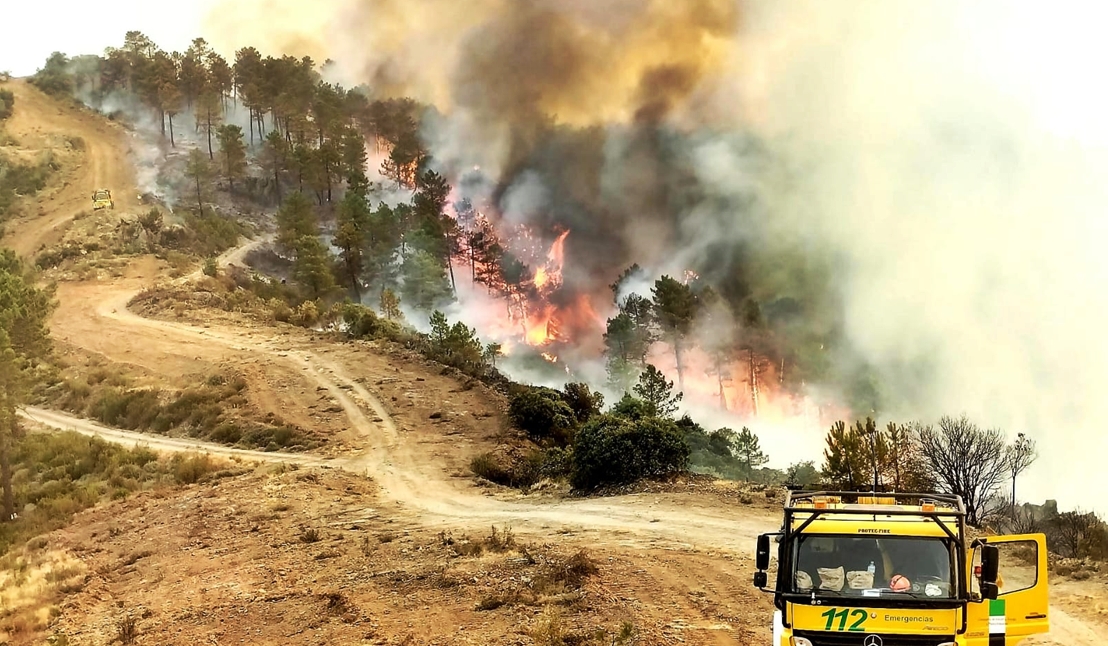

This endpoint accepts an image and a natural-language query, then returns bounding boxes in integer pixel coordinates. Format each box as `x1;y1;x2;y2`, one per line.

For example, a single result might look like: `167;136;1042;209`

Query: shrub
571;414;690;491
508;387;576;445
470;452;539;489
270;299;293;323
561;382;604;424
172;454;218;485
291;300;319;327
202;257;218;277
0;89;13;121
342;302;380;338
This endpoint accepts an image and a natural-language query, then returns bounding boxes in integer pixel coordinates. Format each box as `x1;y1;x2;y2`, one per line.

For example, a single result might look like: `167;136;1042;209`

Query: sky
0;0;217;76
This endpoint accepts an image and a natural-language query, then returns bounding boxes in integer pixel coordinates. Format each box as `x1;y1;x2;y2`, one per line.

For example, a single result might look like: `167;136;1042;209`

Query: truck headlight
790;638;813;646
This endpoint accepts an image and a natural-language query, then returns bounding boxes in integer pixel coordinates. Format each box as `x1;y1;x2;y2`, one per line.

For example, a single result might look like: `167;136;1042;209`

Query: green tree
151;51;182;146
412;169;456;291
292;234;335;300
365;204;402;294
733;427;769;476
198;89;224;161
483;342;502;369
785;461;820;488
822;421;865;490
562;382;605;424
275;191;316;254
333;190;369;299
632;364;682;419
341;126;369;191
400;249;451;311
185;148;213;215
30;52;73;97
262;130;288;200
216;124;247;192
426;311;485;374
651;276;698;393
0;250;55;520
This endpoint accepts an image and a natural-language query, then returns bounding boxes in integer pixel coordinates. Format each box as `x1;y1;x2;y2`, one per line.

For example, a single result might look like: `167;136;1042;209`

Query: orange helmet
890;575;911;591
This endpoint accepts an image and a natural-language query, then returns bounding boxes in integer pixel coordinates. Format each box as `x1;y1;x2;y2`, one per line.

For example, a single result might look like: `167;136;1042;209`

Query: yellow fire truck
92;188;114;211
753;491;1049;645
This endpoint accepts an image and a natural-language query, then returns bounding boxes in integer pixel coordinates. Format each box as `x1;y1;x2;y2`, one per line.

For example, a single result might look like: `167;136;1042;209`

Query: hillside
0;60;1104;646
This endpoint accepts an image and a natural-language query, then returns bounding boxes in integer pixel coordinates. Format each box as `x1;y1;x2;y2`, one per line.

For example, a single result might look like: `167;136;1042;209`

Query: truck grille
793;631;955;646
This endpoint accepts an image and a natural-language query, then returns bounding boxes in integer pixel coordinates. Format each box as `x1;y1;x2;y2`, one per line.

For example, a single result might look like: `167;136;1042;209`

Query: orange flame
534;267;550;290
532;230;571;292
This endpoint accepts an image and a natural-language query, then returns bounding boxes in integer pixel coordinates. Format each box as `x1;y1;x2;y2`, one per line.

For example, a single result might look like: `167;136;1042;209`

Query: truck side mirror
756;534;771;571
980;544;1000;600
753;571;768;588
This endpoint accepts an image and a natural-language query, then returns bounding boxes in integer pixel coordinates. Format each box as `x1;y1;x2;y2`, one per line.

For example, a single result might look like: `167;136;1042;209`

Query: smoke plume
205;0;1108;511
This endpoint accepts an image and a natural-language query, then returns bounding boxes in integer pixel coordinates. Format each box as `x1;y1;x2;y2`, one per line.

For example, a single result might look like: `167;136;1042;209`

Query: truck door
970;534;1049;644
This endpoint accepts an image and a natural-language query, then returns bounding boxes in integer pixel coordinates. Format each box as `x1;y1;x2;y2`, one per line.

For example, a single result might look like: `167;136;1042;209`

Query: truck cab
753;491;1049;645
92;189;113;210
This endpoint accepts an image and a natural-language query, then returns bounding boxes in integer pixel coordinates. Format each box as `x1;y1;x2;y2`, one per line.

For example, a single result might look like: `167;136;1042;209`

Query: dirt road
4;80;138;257
4;81;1103;645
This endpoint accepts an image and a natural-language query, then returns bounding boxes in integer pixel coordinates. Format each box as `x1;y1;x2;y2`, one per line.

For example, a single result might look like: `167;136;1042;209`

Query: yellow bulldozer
92;189;114;211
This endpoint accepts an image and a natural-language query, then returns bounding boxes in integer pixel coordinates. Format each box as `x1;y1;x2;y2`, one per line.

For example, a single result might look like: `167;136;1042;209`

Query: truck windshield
94;191;110;200
791;535;955;599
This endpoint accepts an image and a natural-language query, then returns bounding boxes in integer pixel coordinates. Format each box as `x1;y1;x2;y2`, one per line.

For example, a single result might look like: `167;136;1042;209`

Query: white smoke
721;0;1108;511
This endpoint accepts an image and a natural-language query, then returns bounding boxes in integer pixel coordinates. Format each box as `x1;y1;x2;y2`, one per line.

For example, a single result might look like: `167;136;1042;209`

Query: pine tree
633;365;683;419
733;427;769;477
334;190;369;299
651;276;698;393
275;191;316;254
216;124;247;192
293;234;336;300
185;149;213;214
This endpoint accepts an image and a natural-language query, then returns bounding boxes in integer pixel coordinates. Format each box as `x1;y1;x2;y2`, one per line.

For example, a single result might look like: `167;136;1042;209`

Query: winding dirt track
2;80;1097;645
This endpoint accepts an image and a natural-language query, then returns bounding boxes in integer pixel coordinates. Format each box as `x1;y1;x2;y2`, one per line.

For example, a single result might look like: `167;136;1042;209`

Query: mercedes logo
862;636;883;646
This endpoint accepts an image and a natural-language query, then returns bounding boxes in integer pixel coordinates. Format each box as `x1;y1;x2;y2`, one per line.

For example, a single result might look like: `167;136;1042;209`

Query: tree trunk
447;258;457;294
274;161;281;201
348;262;361;301
749;350;759;417
195;175;203;215
249;109;255;145
168;114;176;147
0;420;13;522
715;356;726;409
673;337;685;394
206;107;214;160
160;110;166;136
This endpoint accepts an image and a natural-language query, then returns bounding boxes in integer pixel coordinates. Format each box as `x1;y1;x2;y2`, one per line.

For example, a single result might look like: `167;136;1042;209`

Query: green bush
0;89;13;121
508;387;576;445
470;452;539;488
571;414;690;491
